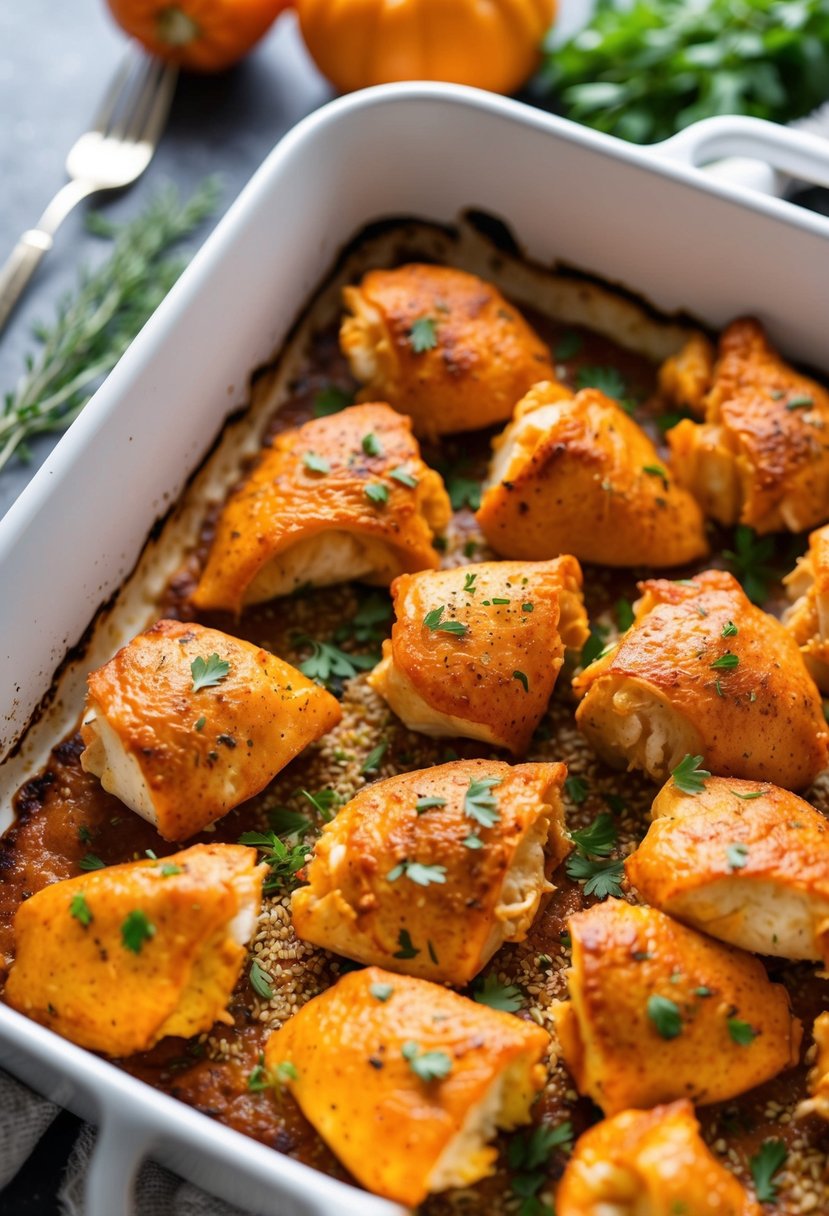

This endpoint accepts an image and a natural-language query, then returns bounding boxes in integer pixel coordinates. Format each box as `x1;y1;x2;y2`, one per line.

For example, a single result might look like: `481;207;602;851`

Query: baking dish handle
84;1112;153;1216
651;114;829;194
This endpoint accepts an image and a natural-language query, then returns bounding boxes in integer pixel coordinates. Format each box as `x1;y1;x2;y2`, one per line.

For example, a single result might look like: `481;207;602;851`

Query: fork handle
0;232;54;334
0;180;93;337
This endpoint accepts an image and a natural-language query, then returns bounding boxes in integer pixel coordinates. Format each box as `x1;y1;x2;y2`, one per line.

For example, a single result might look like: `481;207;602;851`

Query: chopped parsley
786;393;813;410
554;330;583;360
732;788;763;800
710;652;739;670
445;470;482;511
361;741;388;774
302;451;330;475
294;635;376;688
576;364;627;400
416;796;446;813
70;893;92;927
313;385;353;417
386;859;447;886
423;605;468;636
463;832;484;849
642;463;669;487
750;1139;788;1203
190;652;230;692
249;959;274;1001
522;601;534;613
160;863;182;877
723;525;776;605
722;620;739;638
247;1053;271;1092
78;853;105;872
464;777;501;828
728;1017;757;1046
401;1041;452;1081
463;571;478;594
564;775;589;806
361;432;383;457
194;716;206;732
671;754;710;795
566;812;623;898
364;482;389;506
473;974;523;1012
274;1060;298;1085
121;909;156;954
408;316;438;353
726;842;749;870
647;994;683;1039
389;465;418;487
238;831;308;893
394;929;419;959
370;982;394;1002
513;669;530;693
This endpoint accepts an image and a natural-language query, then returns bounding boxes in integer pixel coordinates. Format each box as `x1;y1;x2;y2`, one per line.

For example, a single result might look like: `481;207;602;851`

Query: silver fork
0;51;178;335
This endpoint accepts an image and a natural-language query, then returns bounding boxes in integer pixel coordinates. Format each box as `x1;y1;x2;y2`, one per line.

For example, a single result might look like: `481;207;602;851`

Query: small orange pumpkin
297;0;556;96
106;0;291;72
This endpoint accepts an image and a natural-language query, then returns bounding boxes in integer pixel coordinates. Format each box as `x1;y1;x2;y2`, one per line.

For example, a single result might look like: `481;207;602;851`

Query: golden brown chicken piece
476;381;709;566
573;570;828;790
5;844;264;1056
556;1100;760;1216
292;759;570;984
667;318;829;533
81;619;341;841
552;899;802;1115
627;776;829;961
264;966;548;1206
784;523;829;692
192;403;450;612
340;264;553;437
797;1013;829;1120
368;559;588;755
657;331;715;418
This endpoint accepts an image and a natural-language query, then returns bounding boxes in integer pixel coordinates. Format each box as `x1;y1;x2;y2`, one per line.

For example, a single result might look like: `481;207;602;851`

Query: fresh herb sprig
1;179;219;473
239;830;309;893
566;812;624;899
537;0;829;145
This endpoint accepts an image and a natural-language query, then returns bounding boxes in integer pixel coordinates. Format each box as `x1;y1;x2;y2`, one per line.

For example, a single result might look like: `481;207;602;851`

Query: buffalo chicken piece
552;899;802;1115
264;966;549;1206
368;558;588;754
340;263;553;437
573;571;828;790
5;844;264;1056
784;523;829;692
667;318;829;533
192;403;451;612
627;775;829;962
292;759;570;984
477;381;708;567
81;619;341;841
557;1100;760;1216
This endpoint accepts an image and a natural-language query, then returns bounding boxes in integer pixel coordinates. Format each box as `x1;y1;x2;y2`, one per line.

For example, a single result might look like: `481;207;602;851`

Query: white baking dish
4;83;829;1216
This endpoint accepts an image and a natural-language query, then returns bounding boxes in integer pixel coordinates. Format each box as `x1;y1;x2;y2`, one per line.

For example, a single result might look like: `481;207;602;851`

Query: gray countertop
0;0;332;519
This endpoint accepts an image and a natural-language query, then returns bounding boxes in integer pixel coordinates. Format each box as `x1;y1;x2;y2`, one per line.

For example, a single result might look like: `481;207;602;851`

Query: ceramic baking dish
4;83;829;1216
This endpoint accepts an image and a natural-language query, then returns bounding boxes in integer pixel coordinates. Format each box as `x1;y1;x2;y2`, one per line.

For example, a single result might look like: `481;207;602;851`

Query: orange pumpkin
105;0;291;72
297;0;556;96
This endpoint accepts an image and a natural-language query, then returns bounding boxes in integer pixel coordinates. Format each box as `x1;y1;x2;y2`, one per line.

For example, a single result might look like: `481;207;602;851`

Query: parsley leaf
70;893;92;927
247;1053;271;1092
671;754;710;795
473;975;523;1012
723;525;776;605
361;741;388;774
564;775;589;805
728;1017;757;1045
409;316;438;353
389;465;418;488
464;777;501;827
570;812;616;856
293;635;376;688
416;796;446;813
364;482;389;506
78;853;105;872
722;620;739;638
750;1139;788;1203
190;652;230;692
711;652;739;670
238;831;308;893
463;833;484;849
386;859;447;886
394;929;419;959
786;393;813;410
298;788;341;822
446;470;482;511
249;959;274;1001
566;853;625;899
581;622;610;667
732;788;764;801
509;1122;574;1171
361;432;383;457
313;385;353;417
268;807;313;836
576;364;627;399
647;994;683;1039
370;982;394;1002
513;669;530;693
615;597;635;631
121;909;155;954
401;1041;452;1081
302;451;330;475
726;842;749;870
554;331;582;361
423;605;469;636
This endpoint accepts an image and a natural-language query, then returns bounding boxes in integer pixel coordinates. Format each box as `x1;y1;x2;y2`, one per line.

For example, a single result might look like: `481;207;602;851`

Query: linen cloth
0;1070;254;1215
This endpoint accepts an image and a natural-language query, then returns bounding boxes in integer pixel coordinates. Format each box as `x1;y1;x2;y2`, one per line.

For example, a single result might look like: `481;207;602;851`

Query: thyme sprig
0;178;219;473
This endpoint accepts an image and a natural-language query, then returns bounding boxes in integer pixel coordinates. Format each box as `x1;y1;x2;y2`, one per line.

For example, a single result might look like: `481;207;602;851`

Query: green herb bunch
0;178;219;472
537;0;829;144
